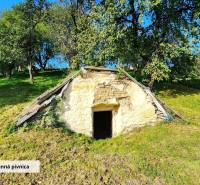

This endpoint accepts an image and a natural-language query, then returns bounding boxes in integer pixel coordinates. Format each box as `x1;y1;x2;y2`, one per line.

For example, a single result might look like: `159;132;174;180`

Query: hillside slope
0;72;200;185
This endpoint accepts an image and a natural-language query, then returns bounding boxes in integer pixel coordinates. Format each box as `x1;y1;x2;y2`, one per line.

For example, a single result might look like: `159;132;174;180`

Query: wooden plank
84;66;117;72
16;108;39;126
157;100;187;121
119;67;187;121
58;82;70;98
16;70;81;127
37;70;81;104
16;95;56;127
144;88;169;117
118;67;147;89
118;67;169;118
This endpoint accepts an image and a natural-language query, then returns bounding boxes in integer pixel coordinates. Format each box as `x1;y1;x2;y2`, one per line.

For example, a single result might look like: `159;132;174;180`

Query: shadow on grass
0;70;66;108
155;80;200;98
179;79;200;90
0;82;45;108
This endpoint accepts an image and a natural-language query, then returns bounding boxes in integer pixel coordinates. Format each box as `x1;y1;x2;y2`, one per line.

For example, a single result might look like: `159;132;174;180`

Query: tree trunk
18;65;22;72
8;69;12;79
8;63;14;79
36;53;46;71
43;58;49;71
28;61;33;84
5;72;9;78
32;65;39;75
36;57;48;71
129;0;138;36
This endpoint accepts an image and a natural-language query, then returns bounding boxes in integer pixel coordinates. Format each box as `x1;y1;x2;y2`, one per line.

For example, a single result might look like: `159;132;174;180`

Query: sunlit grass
156;83;200;124
0;74;200;185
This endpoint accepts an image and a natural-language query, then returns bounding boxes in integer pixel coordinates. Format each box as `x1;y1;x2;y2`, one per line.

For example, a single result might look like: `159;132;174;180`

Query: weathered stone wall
58;71;159;137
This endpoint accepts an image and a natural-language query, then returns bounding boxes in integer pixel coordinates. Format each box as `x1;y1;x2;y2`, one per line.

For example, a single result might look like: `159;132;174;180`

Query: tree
18;0;50;83
75;0;200;86
0;9;25;77
34;21;55;70
1;0;199;85
48;0;92;69
0;1;54;78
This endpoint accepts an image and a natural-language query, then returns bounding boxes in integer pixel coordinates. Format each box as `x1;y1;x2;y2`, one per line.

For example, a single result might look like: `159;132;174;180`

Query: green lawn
156;83;200;124
0;72;200;185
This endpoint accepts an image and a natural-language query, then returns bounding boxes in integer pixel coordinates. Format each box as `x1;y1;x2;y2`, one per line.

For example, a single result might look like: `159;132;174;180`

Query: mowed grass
0;73;200;185
156;83;200;124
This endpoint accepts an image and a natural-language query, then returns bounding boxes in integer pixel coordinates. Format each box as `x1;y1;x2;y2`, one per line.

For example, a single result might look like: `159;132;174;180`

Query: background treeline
0;0;199;87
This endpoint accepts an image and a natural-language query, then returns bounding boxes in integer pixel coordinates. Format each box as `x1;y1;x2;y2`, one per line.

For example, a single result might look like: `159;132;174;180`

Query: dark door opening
93;111;112;139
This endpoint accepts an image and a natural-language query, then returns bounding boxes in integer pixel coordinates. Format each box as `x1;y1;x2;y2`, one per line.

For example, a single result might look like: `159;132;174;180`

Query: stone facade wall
58;71;159;137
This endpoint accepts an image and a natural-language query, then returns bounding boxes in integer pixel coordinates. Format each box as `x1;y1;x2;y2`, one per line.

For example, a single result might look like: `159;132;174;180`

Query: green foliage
34;21;55;70
115;69;125;80
4;123;18;136
39;98;65;128
0;0;55;80
143;55;171;87
0;0;199;84
74;0;200;86
17;97;72;134
0;8;25;77
18;0;54;82
48;1;92;69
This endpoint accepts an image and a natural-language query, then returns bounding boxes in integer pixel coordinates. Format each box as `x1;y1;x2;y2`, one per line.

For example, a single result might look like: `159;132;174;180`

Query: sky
0;0;58;12
0;0;60;12
0;0;23;12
